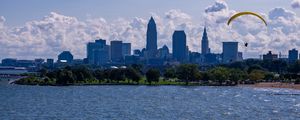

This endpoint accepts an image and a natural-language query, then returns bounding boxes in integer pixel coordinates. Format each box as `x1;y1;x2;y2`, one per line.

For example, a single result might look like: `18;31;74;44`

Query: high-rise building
87;39;110;65
263;51;278;61
146;17;158;58
122;43;131;57
58;51;73;63
158;45;170;59
288;49;298;62
222;42;238;63
201;27;210;55
46;59;54;68
172;31;187;63
111;40;123;62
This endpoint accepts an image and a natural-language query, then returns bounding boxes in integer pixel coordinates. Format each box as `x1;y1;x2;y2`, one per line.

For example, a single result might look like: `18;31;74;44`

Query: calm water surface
0;84;300;120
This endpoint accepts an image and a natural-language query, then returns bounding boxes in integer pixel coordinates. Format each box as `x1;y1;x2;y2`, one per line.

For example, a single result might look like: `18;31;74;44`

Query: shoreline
248;82;300;90
10;79;300;90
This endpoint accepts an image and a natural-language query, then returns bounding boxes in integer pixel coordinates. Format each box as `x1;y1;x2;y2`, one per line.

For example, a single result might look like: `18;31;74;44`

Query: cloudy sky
0;0;300;60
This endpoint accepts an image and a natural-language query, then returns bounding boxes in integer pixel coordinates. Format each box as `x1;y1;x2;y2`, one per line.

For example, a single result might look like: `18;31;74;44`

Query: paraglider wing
227;12;267;26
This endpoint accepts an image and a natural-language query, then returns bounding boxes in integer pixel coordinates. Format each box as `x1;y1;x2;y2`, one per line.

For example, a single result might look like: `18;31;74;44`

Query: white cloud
205;0;228;13
291;0;300;9
0;0;300;59
0;16;5;29
269;8;296;20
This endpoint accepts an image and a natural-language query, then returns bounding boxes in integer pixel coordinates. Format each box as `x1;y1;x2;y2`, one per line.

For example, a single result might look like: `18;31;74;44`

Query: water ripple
0;85;299;119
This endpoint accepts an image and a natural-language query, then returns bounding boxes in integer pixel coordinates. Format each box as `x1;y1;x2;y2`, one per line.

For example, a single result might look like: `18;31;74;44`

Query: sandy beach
254;82;300;90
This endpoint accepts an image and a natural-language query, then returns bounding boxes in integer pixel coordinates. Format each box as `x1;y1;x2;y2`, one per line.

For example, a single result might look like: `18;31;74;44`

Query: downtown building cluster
83;17;243;67
1;17;299;71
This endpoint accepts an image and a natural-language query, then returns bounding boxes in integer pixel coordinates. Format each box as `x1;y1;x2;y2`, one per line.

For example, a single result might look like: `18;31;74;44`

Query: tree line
15;59;300;86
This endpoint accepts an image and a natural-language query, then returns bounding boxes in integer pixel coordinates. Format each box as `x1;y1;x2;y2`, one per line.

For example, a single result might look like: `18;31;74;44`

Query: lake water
0;84;300;120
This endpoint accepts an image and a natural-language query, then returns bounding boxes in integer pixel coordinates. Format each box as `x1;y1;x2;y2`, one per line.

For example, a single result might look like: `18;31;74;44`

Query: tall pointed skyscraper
146;17;158;58
201;27;210;55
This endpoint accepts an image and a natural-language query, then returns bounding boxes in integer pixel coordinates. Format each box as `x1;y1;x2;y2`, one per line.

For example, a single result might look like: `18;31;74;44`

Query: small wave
234;94;241;97
294;104;300;107
267;93;300;96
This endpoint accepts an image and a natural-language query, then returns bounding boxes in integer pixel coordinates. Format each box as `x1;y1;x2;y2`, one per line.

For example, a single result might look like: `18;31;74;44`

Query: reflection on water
0;85;299;119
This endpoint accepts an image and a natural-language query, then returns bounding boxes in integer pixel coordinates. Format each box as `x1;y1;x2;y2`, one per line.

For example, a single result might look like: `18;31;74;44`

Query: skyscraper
158;45;170;59
172;31;187;63
46;59;54;68
288;48;298;62
87;39;110;65
111;40;123;62
222;42;238;63
122;43;131;57
201;27;210;55
146;17;158;58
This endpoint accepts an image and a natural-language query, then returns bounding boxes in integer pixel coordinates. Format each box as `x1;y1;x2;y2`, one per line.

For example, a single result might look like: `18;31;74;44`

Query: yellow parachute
227;11;267;47
227;11;267;26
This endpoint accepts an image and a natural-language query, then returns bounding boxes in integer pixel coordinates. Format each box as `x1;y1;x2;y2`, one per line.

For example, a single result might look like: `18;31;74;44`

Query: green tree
228;61;247;70
125;68;142;84
164;68;176;80
109;69;126;83
247;64;264;73
176;64;201;85
209;67;230;85
56;69;74;85
131;64;143;74
249;70;265;82
264;72;275;82
288;61;300;74
229;69;247;85
201;72;211;82
39;68;48;77
94;69;105;83
146;68;160;85
71;65;93;81
103;69;111;83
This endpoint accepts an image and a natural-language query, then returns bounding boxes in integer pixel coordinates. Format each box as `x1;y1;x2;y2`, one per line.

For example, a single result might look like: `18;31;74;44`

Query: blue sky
0;0;297;27
0;0;300;59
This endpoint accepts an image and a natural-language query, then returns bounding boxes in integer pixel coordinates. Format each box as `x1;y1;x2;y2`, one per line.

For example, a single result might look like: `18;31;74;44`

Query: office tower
146;17;158;58
111;40;123;62
201;27;210;55
46;59;54;68
58;51;73;63
158;45;170;59
87;39;110;65
222;42;238;63
122;43;131;57
263;51;278;60
288;49;298;62
172;31;187;63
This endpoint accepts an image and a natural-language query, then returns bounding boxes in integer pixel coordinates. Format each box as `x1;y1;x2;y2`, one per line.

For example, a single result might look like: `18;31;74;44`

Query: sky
0;0;297;27
0;0;300;60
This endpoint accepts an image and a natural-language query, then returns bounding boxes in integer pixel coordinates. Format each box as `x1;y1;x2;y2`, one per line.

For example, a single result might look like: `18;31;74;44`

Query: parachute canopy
227;11;267;26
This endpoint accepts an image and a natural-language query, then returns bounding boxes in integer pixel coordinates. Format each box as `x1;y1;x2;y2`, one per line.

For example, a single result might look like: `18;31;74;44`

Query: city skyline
0;0;300;60
1;17;297;67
